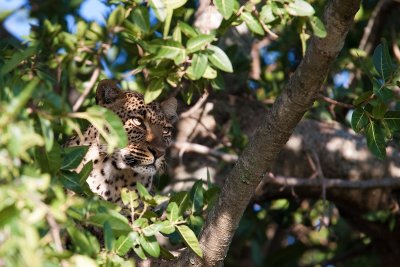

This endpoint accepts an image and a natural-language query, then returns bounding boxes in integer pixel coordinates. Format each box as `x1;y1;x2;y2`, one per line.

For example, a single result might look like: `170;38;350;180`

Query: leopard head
95;79;177;177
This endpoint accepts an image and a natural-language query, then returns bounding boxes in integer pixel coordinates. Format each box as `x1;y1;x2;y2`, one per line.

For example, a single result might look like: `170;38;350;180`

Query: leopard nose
148;147;165;158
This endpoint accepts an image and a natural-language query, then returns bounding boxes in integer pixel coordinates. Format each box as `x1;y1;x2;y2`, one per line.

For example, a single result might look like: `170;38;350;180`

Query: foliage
0;0;400;266
351;41;399;159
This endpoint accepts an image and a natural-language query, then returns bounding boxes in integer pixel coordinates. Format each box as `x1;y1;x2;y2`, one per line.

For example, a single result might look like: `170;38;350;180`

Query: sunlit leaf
144;78;164;104
287;0;315;16
107;5;125;27
207;45;233;73
310;16;327;38
214;0;234;19
132;6;150;33
186;34;215;53
241;12;264;35
186;52;208;80
115;232;138;256
139;234;160;258
176;225;203;258
167;202;179;222
149;0;167;21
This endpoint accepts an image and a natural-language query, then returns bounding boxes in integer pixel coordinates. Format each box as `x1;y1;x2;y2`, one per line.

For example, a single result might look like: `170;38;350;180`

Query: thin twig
172;141;238;163
319;94;354;109
252;6;279;40
46;214;68;267
72;67;101;111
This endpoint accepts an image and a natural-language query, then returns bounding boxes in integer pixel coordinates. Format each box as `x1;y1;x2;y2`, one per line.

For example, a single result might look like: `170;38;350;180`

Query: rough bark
156;0;362;266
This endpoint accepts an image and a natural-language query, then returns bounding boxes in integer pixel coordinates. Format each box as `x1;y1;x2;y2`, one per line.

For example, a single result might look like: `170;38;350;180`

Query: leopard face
96;80;177;178
67;79;177;202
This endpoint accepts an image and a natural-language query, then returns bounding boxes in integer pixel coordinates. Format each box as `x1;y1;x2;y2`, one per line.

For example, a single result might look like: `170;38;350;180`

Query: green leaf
214;0;234;19
67;225;99;256
0;204;19;228
287;0;315;17
210;71;225;90
158;221;176;235
172;25;182;42
160;245;176;259
373;79;393;103
202;66;217;79
132;218;149;230
115;232;138;256
260;5;276;24
366;121;386;159
189;180;204;214
373;42;394;81
241;12;264;35
178;21;198;38
189;215;204;234
351;108;369;133
0;46;37;75
79;161;93;195
372;101;388;119
0;78;39;128
149;0;167;21
207;45;233;73
167;202;179;222
137;182;152;199
204;187;220;209
139;235;160;258
176;225;203;258
89;210;132;235
309;16;326;38
72;106;128;152
79;161;93;184
133;242;147;260
61;146;88;170
60;170;83;194
104;221;114;251
144;78;164;104
354;90;373;106
107;5;125;27
142;223;162;237
186;52;208;80
147;40;186;65
132;6;150;33
384;111;400;132
39;117;54;152
121;188;139;207
163;0;188;10
187;34;215;53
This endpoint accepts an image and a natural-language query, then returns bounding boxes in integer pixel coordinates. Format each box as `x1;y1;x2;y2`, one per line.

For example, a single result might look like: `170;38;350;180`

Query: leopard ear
161;97;178;123
95;79;124;105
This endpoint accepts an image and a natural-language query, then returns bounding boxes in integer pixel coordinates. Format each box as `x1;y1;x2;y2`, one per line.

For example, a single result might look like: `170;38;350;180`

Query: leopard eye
132;118;142;127
163;128;171;135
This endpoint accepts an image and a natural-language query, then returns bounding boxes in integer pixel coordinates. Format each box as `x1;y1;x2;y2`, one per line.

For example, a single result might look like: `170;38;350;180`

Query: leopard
66;79;177;205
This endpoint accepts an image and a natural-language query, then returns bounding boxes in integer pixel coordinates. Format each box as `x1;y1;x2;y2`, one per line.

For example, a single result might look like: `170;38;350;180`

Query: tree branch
72;67;101;112
162;0;362;266
265;175;400;189
172;141;238;163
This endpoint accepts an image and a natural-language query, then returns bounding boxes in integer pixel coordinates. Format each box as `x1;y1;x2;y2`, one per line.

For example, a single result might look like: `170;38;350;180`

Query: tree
0;0;400;266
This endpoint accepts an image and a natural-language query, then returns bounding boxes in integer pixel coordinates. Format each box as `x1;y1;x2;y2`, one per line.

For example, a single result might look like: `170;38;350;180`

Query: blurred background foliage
0;0;399;266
